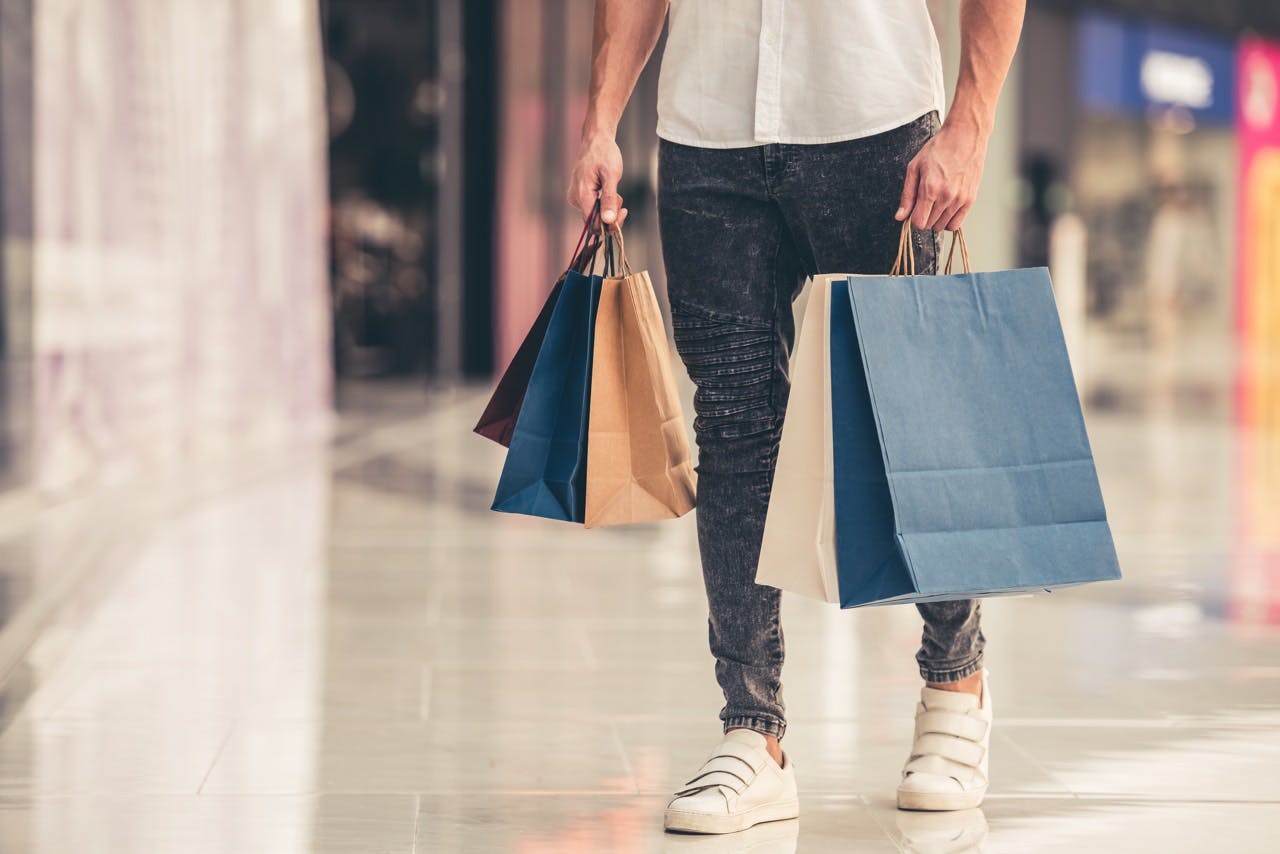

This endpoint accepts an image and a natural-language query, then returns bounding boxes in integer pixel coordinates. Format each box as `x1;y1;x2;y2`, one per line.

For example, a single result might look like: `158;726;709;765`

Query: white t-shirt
656;0;947;148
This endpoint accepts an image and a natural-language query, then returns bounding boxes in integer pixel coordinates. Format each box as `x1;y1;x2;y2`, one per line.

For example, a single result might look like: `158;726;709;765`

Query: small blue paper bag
491;269;604;522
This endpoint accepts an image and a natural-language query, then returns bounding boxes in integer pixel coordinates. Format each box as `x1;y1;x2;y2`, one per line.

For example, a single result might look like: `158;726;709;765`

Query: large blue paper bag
829;231;1121;607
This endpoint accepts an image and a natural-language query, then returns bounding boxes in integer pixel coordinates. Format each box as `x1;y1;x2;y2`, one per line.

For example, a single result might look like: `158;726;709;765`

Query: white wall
32;0;333;492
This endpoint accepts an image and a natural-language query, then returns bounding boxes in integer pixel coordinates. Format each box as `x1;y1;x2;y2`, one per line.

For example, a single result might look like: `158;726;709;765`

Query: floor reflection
895;808;987;853
0;372;1276;851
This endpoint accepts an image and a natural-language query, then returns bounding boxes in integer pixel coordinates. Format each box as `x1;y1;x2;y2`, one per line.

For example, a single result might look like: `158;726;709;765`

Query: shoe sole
664;799;800;834
896;788;987;811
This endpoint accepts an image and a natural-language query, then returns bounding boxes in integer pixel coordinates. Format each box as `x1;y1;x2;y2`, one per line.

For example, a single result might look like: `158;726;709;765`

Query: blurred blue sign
1078;12;1236;124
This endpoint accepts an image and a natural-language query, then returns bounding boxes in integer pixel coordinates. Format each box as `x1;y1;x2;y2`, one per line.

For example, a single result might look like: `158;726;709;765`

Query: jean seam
669;294;772;329
767;213;785;713
771;614;784;713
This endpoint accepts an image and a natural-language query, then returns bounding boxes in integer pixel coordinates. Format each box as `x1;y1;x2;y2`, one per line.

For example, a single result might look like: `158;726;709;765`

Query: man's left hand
895;120;989;233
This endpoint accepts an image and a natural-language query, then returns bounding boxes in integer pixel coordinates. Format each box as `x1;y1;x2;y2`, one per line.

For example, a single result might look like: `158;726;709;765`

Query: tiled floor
0;372;1278;852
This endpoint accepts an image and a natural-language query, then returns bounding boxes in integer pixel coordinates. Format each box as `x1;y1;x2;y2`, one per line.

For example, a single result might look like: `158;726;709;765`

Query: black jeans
657;111;985;741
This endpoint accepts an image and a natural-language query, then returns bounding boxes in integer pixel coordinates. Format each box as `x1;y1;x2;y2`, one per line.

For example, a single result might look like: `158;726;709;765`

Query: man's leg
658;138;804;835
657;139;806;747
769;112;985;684
769;113;990;811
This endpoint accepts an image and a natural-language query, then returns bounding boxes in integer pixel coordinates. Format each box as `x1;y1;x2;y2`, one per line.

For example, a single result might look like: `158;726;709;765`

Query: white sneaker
664;728;799;834
663;816;799;852
897;668;992;811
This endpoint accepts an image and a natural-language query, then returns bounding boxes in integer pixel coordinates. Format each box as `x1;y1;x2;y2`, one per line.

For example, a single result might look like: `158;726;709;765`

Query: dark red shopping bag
474;201;603;447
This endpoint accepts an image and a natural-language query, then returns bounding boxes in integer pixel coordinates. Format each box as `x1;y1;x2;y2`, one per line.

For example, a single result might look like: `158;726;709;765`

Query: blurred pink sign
1234;37;1280;625
1237;37;1280;324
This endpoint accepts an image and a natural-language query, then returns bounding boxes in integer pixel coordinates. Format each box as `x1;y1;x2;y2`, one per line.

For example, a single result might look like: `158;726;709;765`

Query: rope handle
601;223;634;277
569;199;604;273
573;193;638;278
585;217;633;279
585;221;620;278
944;228;971;275
890;220;971;277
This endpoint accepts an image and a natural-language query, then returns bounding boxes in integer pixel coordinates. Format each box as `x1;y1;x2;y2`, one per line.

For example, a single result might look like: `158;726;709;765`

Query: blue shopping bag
829;226;1121;607
491;268;604;522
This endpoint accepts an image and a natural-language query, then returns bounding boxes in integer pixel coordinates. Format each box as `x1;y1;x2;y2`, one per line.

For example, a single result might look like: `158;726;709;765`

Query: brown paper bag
585;234;696;528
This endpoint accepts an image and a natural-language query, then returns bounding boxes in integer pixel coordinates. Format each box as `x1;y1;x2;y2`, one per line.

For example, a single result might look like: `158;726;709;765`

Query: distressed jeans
657;111;985;741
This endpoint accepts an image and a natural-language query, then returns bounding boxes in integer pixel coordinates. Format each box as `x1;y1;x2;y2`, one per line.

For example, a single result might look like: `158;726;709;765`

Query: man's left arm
896;0;1026;233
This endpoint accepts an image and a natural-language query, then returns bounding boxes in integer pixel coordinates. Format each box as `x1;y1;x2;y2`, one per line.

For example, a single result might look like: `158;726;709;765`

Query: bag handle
602;224;634;277
890;220;971;276
943;228;971;275
891;220;917;277
569;199;605;273
584;218;613;278
584;219;634;279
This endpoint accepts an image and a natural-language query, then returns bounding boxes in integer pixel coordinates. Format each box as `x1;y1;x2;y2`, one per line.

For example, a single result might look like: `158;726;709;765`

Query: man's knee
670;301;777;443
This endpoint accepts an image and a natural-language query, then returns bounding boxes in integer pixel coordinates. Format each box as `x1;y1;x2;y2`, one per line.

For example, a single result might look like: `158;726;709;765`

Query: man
568;0;1025;835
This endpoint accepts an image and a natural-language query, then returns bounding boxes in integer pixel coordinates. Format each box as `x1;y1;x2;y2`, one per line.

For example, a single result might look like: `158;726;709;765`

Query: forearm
897;0;1025;230
947;0;1025;135
582;0;668;141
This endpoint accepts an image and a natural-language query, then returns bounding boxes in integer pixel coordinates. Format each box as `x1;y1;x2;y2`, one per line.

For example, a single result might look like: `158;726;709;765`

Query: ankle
764;736;784;767
925;669;984;699
726;727;785;767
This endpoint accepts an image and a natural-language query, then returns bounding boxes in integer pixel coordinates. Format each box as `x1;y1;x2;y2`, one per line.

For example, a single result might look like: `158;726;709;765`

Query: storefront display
1073;12;1237;374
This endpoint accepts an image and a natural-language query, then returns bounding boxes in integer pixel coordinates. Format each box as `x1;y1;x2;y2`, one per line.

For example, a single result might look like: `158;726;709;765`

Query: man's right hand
567;132;627;227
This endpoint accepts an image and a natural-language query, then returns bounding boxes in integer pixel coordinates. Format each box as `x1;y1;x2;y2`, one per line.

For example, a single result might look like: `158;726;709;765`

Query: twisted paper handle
890;220;970;276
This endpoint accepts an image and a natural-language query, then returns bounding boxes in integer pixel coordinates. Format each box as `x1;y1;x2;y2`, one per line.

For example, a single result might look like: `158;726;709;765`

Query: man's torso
656;0;946;148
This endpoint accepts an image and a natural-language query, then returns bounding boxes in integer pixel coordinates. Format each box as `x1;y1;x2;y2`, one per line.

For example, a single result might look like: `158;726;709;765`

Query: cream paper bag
755;275;840;602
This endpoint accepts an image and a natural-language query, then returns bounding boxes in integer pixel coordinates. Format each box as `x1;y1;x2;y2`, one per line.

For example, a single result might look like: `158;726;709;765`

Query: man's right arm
567;0;668;227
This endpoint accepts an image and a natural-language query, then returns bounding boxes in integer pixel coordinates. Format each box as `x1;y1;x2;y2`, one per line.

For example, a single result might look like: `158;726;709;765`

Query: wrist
581;115;618;146
942;101;995;139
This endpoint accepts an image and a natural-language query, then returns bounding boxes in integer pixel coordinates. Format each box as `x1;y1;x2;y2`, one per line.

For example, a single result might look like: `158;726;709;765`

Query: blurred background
1;0;1278;492
0;0;1278;851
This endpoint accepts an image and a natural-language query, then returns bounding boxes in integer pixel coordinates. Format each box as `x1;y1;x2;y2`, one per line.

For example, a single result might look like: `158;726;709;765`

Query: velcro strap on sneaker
904;752;986;784
682;752;759;785
915;710;988;743
707;741;768;775
673;768;750;797
910;732;986;768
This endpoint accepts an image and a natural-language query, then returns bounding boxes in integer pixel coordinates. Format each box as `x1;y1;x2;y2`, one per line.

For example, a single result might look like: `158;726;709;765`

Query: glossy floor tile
0;376;1277;851
0;794;418;853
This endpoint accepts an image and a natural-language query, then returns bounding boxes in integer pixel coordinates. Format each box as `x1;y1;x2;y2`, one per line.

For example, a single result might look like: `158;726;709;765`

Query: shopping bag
755;275;840;601
474;203;603;447
584;229;696;527
830;224;1122;607
490;241;606;522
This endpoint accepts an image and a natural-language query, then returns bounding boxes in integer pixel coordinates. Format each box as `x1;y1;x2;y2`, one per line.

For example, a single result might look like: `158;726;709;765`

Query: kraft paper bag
475;213;602;447
755;275;839;602
830;225;1122;607
490;266;603;522
584;233;696;527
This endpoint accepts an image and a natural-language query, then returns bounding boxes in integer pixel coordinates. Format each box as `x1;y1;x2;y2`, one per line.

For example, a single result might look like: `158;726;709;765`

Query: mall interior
0;0;1279;851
